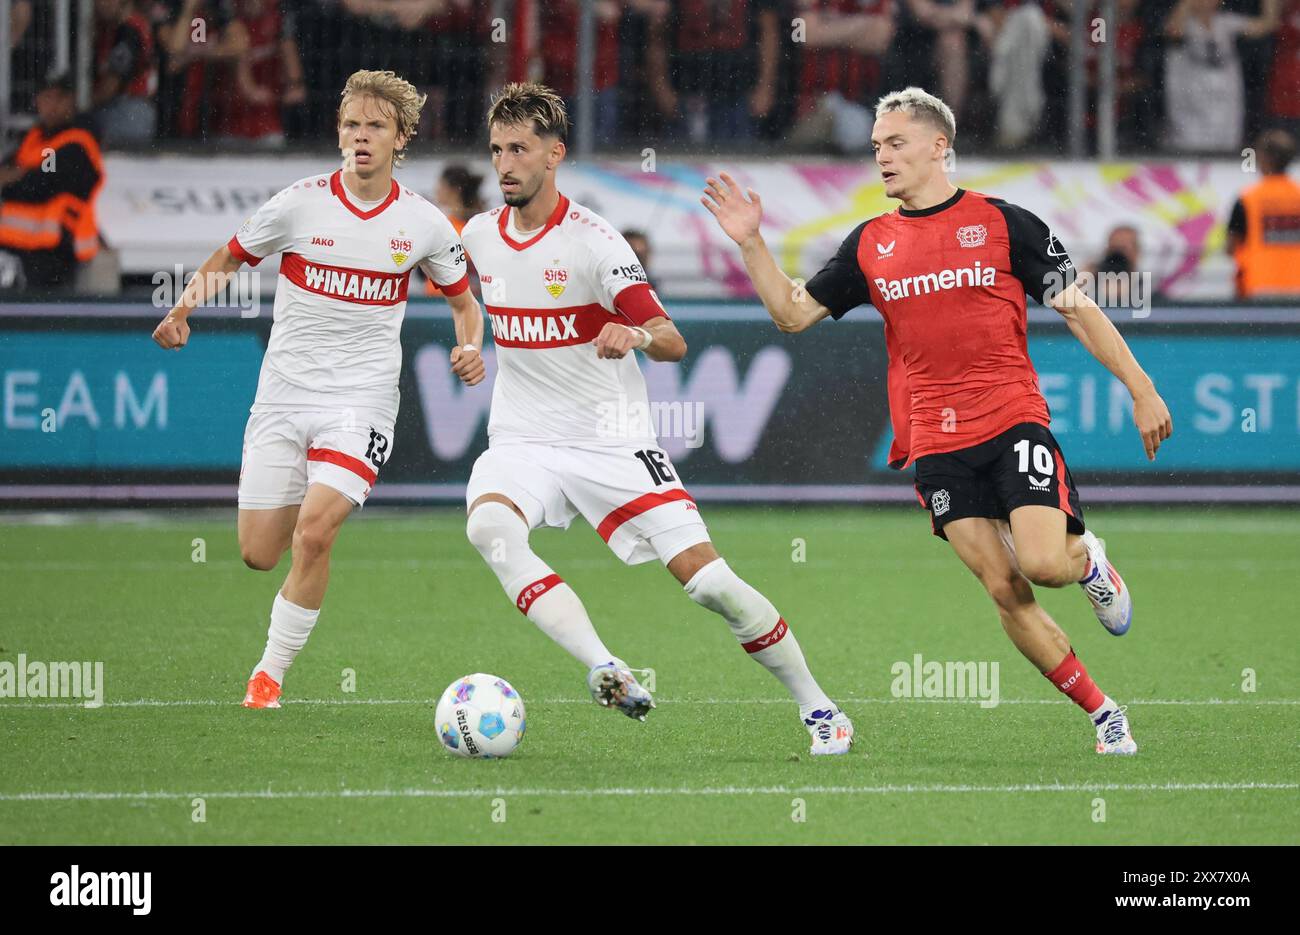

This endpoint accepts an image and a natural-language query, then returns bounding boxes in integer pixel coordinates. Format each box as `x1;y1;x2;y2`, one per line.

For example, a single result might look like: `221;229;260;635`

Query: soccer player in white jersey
151;71;486;709
459;83;854;755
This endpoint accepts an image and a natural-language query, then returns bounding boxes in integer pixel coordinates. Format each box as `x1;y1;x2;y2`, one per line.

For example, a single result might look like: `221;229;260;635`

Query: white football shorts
238;407;395;509
465;442;711;565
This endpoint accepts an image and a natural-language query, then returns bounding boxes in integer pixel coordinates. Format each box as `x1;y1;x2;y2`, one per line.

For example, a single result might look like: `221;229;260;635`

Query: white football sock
683;558;833;718
1090;693;1118;724
252;591;320;685
467;502;613;669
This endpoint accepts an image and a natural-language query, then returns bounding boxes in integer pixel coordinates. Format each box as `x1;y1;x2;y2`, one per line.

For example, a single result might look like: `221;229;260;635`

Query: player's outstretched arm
1050;282;1173;461
701;171;832;333
151;244;245;350
446;288;486;386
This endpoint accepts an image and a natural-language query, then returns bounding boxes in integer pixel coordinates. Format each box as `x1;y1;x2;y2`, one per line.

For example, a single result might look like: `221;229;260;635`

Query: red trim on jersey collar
497;193;570;251
330;170;400;220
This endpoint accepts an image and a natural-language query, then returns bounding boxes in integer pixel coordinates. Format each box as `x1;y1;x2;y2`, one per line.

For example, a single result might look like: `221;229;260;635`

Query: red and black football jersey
805;188;1076;468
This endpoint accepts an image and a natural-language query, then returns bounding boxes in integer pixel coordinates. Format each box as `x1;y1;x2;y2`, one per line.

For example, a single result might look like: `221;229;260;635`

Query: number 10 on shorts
1013;438;1053;476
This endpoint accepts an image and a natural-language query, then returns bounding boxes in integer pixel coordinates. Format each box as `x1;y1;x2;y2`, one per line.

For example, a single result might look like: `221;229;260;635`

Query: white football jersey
230;170;469;417
460;194;667;447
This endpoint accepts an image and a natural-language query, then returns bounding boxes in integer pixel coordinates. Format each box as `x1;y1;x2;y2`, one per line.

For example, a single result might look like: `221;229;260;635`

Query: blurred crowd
3;0;1298;154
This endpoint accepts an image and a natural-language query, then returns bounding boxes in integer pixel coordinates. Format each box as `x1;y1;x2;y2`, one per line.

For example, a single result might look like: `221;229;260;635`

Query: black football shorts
913;422;1085;540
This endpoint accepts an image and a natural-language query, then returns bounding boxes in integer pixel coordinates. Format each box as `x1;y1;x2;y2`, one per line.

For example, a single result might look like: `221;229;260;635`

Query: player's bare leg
1009;505;1133;636
243;484;355;708
237;505;299;571
465;493;653;720
666;541;854;755
944;517;1136;754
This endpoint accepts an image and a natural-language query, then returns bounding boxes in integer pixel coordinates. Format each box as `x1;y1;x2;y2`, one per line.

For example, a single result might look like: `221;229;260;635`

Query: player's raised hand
593;322;642;360
701;172;762;246
450;345;485;386
1133;389;1173;461
152;312;190;350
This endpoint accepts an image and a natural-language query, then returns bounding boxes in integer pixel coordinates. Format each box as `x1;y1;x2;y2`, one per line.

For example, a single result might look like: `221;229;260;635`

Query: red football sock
1044;649;1105;715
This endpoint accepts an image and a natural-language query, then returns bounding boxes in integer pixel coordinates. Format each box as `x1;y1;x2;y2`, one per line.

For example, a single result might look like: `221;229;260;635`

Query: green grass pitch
1;505;1296;844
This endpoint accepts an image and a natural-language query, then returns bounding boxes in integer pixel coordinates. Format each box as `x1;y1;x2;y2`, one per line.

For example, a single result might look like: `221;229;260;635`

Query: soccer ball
435;673;526;759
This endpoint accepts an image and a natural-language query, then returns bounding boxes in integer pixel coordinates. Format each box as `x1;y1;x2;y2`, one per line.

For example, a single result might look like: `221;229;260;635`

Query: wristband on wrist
461;343;477;353
634;327;653;351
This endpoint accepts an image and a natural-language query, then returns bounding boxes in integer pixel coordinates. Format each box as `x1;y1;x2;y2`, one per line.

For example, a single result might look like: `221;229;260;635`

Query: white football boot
1078;530;1132;636
587;660;655;721
804;707;855;755
1094;704;1138;755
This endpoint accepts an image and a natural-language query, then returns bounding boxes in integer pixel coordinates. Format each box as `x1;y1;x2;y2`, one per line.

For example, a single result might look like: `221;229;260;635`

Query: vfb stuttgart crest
390;237;413;266
543;267;568;299
956;224;987;248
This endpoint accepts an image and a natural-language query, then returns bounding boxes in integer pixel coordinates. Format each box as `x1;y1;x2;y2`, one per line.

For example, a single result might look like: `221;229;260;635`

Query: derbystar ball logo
455;708;480;756
543;267;568;298
873;262;996;301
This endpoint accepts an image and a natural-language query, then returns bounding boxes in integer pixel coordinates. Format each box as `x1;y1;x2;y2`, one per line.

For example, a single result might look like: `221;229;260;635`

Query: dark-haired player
460;83;854;754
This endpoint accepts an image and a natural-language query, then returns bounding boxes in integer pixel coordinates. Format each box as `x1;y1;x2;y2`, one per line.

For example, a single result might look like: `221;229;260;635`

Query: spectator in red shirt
646;0;781;143
425;0;489;144
221;0;306;146
788;0;896;151
1268;0;1300;135
529;0;623;145
156;0;249;140
894;1;976;124
93;0;156;143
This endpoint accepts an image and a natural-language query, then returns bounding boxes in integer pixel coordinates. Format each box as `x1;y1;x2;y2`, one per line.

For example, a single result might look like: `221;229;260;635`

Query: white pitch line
1;697;1298;710
0;782;1295;803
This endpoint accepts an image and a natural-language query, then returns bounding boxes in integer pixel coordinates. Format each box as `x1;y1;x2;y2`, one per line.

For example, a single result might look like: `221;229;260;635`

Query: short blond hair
338;70;427;166
876;87;957;149
486;82;570;143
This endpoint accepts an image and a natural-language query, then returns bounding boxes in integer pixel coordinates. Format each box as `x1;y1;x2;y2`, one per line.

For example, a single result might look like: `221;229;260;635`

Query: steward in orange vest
0;75;105;290
1228;129;1300;299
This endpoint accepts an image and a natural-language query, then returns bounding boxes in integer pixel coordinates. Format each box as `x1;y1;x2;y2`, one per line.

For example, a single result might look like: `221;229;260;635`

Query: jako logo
873;262;996;300
50;865;151;915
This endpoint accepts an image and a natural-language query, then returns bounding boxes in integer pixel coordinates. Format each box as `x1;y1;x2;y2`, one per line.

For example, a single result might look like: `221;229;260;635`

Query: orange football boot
242;671;282;709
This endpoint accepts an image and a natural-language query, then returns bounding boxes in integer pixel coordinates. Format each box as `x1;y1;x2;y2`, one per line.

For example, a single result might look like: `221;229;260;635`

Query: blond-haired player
152;70;485;708
459;83;854;755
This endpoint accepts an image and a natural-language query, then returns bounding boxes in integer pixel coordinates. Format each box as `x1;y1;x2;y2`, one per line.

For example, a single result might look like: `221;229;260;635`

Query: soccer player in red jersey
703;86;1173;755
